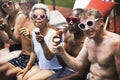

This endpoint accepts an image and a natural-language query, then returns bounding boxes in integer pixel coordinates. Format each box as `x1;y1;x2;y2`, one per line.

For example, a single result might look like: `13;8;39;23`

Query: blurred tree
115;0;120;15
40;0;45;3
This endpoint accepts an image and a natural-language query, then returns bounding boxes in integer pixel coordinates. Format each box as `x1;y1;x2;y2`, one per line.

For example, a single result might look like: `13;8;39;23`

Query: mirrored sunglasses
66;17;79;23
1;1;13;9
32;14;46;20
78;19;99;30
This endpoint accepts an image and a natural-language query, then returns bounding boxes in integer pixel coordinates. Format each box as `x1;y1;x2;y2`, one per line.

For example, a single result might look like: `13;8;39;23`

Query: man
53;8;120;80
48;8;90;80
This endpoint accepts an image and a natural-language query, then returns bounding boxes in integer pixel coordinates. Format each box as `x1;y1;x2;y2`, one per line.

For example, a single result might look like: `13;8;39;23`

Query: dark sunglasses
78;19;99;30
66;17;79;23
32;14;46;20
1;1;13;9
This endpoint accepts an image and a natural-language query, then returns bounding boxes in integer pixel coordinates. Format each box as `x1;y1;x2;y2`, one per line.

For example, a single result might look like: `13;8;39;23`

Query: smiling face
1;0;15;15
80;16;103;39
78;8;104;39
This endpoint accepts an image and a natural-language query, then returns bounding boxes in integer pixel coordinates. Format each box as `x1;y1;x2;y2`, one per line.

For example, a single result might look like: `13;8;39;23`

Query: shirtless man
49;8;89;80
53;8;120;80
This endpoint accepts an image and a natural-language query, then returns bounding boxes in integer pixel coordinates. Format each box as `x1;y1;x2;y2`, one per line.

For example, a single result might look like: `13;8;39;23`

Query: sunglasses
66;17;79;24
19;2;30;9
78;19;99;30
32;14;46;20
1;1;13;9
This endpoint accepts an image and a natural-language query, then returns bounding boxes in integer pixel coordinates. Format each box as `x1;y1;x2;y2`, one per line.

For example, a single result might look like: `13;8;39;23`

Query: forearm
40;40;54;60
58;71;80;80
3;24;20;43
27;52;37;69
0;30;9;43
61;52;80;70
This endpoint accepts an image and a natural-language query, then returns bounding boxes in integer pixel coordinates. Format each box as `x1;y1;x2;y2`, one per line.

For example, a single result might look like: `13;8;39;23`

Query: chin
35;23;41;27
87;34;95;39
69;30;75;34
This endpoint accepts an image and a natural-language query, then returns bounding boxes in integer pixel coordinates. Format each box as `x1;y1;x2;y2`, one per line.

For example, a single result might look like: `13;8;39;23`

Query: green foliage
45;0;75;8
15;0;120;15
15;0;75;8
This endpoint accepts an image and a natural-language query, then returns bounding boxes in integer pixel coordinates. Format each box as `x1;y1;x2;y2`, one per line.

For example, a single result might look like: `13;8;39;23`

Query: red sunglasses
66;17;79;23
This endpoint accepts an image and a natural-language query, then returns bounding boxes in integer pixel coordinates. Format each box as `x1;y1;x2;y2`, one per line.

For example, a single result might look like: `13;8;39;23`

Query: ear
98;18;104;28
98;18;104;24
98;18;104;22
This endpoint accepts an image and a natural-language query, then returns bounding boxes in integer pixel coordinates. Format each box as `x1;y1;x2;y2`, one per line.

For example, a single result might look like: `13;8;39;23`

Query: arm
56;38;89;71
4;13;27;43
0;30;9;43
35;31;55;60
114;37;120;79
40;39;54;60
19;41;37;77
12;13;27;42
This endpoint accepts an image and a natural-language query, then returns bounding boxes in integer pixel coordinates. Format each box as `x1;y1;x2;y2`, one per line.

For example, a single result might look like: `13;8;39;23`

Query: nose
36;16;41;20
5;4;10;8
84;25;90;31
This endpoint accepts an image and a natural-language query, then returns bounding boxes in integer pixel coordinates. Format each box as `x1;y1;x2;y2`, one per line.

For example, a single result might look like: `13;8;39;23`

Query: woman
0;0;37;80
18;3;62;80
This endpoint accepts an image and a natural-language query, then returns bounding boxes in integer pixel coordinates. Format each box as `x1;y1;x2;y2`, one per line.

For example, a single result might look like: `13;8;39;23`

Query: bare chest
88;42;114;67
65;37;84;57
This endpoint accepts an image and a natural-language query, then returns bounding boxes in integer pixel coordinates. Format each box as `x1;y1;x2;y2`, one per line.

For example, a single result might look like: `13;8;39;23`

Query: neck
40;23;49;36
74;30;84;39
94;29;106;45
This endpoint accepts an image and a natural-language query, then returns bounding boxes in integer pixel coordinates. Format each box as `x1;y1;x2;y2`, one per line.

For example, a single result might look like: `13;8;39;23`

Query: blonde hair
80;8;102;20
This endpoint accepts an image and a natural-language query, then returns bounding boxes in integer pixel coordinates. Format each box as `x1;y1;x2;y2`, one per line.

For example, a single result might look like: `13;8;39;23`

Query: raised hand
19;28;30;39
35;28;44;43
52;30;63;46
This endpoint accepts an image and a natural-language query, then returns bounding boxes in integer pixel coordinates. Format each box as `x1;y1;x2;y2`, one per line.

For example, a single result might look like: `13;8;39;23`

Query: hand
35;32;44;43
0;22;8;31
19;28;30;38
52;43;65;56
0;19;3;24
17;66;30;78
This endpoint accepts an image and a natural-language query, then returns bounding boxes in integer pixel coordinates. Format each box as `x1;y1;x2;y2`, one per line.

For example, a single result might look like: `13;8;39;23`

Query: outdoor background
15;0;75;8
14;0;120;34
15;0;120;15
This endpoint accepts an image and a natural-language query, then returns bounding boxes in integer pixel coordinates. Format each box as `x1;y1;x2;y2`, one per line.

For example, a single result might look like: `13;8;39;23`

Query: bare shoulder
107;31;120;41
17;12;27;18
107;32;120;51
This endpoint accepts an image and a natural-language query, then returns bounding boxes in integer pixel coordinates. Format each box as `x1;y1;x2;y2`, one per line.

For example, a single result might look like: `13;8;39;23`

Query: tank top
32;28;62;70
